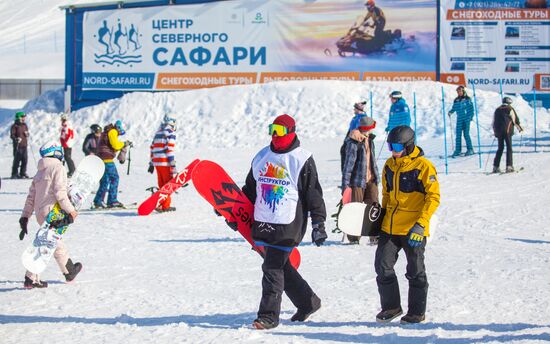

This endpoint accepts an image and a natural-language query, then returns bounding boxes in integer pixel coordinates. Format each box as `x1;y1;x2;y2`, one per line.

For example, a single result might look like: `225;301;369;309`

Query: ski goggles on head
358;121;376;132
387;142;405;152
268;123;293;136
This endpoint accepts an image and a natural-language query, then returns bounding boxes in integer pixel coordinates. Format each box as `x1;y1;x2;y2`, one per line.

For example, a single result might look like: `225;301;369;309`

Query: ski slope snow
0;79;549;343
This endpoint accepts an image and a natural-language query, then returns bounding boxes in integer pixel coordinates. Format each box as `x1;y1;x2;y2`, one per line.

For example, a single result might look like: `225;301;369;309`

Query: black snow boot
376;307;403;323
252;318;278;330
64;259;82;282
157;207;176;213
24;276;48;289
291;296;321;322
400;313;425;324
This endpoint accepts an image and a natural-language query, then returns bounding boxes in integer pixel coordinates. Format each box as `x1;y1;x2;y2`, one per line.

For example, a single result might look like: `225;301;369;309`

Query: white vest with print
252;146;312;224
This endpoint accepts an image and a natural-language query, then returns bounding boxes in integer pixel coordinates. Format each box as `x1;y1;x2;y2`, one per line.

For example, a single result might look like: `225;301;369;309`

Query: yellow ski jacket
381;146;440;236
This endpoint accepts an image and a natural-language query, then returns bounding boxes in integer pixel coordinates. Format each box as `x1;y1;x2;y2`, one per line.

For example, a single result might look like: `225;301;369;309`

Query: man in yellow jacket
93;120;129;208
375;125;440;324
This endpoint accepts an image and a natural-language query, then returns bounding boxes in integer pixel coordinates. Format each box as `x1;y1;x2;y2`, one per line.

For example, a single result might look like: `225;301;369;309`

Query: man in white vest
242;114;327;330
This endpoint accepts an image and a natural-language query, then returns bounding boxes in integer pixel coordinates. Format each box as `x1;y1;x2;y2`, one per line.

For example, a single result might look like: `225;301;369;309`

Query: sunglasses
387;142;405;152
269;124;294;136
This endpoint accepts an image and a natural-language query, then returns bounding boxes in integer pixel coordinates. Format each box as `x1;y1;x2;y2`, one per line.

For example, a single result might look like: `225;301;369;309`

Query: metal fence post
441;87;449;175
533;88;537;152
413;92;417;144
471;83;482;168
370;91;373;118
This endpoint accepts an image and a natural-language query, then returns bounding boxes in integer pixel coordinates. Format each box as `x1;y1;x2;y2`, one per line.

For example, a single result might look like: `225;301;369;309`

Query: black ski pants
63;147;76;176
12;145;28;177
375;232;428;316
494;135;513;168
258;246;320;324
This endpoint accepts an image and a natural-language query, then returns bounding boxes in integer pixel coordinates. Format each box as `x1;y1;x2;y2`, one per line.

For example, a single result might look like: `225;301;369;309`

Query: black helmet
502;97;513;105
90;124;102;133
389;90;402;99
388;125;415;152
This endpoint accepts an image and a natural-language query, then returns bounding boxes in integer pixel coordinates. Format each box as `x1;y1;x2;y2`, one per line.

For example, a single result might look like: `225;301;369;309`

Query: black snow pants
63;147;76;176
257;247;320;324
375;231;428;316
12;145;28;177
494;135;513;169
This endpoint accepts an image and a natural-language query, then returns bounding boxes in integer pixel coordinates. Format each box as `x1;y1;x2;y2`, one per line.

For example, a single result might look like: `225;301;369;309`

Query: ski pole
449;114;455;153
484;137;496;172
517;133;524;168
27;138;38;167
376;133;388;162
127;145;131;175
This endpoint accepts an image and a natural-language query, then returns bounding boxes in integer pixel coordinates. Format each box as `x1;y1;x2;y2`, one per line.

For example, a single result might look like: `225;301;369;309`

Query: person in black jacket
10;111;30;178
492;97;523;173
242;114;327;330
82;124;102;156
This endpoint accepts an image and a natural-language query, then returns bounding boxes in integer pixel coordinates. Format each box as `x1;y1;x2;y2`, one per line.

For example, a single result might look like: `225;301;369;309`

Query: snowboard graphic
137;159;200;216
191;160;301;270
21;155;105;274
339;202;439;238
338;202;385;237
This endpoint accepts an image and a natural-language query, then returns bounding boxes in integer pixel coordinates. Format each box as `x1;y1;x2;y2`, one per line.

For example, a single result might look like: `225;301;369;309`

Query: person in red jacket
60;114;76;177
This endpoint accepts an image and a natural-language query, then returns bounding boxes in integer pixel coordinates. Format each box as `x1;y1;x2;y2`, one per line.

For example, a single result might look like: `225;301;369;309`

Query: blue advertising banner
440;0;550;93
81;0;437;91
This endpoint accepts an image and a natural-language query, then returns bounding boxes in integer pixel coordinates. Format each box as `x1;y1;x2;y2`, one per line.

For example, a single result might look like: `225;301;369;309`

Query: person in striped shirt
148;114;177;212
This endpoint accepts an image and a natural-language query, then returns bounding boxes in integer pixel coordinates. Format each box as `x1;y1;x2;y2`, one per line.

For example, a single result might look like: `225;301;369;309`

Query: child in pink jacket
19;141;82;288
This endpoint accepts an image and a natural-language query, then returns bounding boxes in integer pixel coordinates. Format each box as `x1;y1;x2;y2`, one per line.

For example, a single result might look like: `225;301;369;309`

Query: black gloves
148;163;154;174
226;220;238;231
49;213;74;229
19;217;28;240
312;222;328;247
214;208;238;231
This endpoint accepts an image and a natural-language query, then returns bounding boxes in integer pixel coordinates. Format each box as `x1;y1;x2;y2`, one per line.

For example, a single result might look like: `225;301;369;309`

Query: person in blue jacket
385;91;411;133
448;85;475;157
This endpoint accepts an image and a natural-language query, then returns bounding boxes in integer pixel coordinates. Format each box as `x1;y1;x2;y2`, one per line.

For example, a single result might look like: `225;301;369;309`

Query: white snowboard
339;202;438;238
21;155;104;274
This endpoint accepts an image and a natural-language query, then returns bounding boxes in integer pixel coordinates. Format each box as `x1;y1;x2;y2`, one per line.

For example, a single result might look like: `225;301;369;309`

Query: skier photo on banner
341;115;380;245
375;126;440;324
10;111;30;179
19;141;82;288
93;120;129;208
448;85;475;157
148;114;177;212
240;114;327;330
492;97;524;173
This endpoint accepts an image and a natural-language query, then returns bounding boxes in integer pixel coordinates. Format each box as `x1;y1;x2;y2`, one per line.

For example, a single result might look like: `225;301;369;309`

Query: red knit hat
273;114;296;133
271;114;296;151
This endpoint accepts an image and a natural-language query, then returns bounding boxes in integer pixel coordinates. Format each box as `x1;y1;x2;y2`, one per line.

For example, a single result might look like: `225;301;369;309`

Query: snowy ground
1;119;550;342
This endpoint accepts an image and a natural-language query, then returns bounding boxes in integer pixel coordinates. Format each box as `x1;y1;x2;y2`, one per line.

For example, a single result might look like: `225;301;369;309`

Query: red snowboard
138;159;200;216
191;160;301;269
